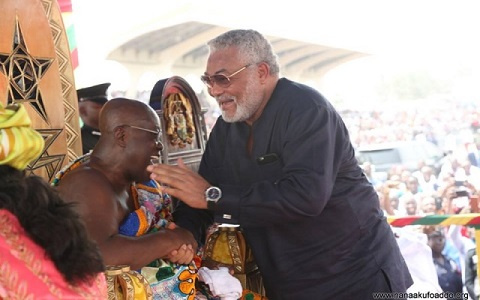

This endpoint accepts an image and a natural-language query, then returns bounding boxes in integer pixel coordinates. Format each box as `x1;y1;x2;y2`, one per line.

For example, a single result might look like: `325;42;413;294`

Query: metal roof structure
106;21;366;83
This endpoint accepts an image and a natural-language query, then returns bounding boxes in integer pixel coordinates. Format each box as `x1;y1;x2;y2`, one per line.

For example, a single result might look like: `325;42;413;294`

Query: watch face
206;187;221;201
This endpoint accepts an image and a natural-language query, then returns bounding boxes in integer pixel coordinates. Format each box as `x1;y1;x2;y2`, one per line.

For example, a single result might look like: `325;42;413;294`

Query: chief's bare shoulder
55;164;114;205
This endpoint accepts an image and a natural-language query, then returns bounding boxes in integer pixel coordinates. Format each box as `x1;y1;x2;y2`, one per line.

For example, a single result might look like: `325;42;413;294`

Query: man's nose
208;84;224;98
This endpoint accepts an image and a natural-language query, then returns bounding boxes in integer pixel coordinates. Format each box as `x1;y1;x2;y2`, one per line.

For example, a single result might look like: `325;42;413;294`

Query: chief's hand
169;226;198;251
168;244;194;264
165;225;197;264
147;158;210;209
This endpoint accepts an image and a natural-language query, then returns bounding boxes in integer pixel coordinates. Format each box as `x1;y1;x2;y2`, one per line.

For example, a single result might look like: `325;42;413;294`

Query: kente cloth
0;104;44;170
0;209;107;299
52;153;197;300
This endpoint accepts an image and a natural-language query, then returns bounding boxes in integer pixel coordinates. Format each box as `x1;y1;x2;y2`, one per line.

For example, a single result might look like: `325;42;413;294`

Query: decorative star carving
0;17;53;123
25;129;65;182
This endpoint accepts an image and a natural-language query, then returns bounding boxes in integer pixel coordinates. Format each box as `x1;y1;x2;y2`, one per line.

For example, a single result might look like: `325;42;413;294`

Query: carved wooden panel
0;0;81;182
156;76;207;172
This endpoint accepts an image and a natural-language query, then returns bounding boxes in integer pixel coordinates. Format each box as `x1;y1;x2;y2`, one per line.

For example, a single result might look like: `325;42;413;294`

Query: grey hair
207;29;280;76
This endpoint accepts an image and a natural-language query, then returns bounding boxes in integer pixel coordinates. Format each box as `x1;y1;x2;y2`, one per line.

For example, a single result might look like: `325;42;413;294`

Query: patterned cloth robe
52;154;197;300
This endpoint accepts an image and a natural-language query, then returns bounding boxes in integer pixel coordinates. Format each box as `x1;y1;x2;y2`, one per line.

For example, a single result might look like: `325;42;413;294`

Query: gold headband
0;104;45;170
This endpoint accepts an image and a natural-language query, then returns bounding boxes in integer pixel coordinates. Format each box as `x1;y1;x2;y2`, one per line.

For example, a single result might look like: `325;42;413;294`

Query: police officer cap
77;83;111;105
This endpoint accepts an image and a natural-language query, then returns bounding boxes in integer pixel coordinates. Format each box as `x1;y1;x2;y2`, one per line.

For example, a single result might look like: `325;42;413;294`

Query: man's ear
78;103;87;117
257;62;270;83
113;126;128;147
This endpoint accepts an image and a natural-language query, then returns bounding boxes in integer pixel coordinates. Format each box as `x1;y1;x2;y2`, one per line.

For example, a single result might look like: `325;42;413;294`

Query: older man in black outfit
148;29;413;299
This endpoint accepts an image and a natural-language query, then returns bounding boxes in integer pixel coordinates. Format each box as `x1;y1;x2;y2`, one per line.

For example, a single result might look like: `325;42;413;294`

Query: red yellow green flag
58;0;78;69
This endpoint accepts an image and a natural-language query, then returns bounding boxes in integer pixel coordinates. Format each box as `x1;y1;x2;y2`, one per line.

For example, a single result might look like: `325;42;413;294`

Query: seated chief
53;98;198;298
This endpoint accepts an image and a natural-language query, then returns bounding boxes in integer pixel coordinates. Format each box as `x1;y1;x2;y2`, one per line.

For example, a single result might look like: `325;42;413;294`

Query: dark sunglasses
200;64;251;88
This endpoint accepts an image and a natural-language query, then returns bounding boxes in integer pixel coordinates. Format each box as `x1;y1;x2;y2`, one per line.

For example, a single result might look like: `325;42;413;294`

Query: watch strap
207;199;217;211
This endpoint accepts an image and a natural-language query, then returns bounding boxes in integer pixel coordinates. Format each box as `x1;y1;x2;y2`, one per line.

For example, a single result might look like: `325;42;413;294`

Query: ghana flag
58;0;78;69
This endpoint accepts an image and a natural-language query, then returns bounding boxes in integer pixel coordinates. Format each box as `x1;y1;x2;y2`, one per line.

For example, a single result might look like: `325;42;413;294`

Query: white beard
221;77;263;123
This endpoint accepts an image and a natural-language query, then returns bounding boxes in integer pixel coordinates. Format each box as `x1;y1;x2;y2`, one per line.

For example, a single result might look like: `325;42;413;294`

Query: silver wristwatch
205;186;222;210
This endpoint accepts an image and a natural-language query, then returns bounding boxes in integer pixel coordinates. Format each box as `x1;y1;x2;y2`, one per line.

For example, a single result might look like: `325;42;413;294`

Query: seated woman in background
0;103;106;298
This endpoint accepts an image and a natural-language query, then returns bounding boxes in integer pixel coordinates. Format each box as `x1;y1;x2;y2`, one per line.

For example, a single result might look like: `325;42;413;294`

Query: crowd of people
2;28;480;300
340;101;480;152
360;135;480;299
343;92;480;300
